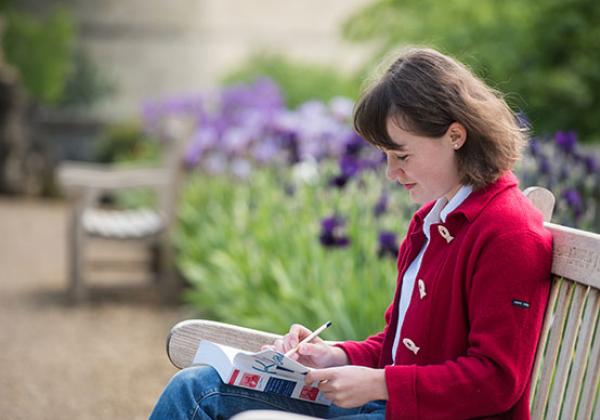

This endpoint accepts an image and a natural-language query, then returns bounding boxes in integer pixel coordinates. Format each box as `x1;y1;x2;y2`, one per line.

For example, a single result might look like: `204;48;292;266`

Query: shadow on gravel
22;282;183;308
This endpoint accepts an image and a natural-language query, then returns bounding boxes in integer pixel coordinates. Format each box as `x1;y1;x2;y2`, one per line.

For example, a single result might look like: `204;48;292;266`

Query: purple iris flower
330;156;364;188
562;188;583;218
377;231;398;258
183;127;216;167
538;157;551;175
278;131;300;164
555;131;577;154
330;174;349;189
584;155;598;175
344;132;364;157
222;127;252;155
253;138;280;164
373;194;388;217
319;216;350;248
341;156;361;177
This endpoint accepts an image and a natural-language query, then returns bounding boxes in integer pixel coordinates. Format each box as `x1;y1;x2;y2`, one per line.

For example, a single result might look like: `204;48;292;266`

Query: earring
454;144;460;150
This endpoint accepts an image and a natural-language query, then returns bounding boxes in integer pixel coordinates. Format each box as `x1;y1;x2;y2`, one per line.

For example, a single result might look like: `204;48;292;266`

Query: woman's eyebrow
381;143;407;152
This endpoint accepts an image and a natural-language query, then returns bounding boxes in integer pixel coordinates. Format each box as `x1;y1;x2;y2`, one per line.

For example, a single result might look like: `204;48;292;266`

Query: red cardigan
337;173;553;419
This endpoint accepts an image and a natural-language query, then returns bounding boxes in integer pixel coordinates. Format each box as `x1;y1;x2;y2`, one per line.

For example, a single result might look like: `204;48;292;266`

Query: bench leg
67;195;89;302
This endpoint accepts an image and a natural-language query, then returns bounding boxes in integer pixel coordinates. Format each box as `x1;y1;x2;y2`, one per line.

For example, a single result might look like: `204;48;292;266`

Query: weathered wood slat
531;279;574;419
546;284;588;419
523;186;555;222
58;164;170;191
530;278;561;407
167;320;282;369
562;288;600;419
578;307;600;420
545;222;600;289
83;208;163;239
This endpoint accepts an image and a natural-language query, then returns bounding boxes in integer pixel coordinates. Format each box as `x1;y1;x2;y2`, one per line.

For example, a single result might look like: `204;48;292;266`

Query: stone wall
18;0;373;120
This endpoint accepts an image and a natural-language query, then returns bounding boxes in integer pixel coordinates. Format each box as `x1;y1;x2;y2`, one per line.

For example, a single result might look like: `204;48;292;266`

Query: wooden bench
165;187;600;419
57;117;192;302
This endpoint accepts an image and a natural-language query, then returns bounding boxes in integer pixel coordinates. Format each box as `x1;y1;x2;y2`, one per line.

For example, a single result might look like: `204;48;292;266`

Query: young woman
150;48;552;420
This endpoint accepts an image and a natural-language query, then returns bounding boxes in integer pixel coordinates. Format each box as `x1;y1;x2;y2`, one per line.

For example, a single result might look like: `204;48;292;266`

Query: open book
192;340;331;405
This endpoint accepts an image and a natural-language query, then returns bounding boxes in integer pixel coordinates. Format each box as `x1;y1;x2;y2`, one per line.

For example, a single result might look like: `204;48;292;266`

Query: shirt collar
422;185;473;238
414;172;519;226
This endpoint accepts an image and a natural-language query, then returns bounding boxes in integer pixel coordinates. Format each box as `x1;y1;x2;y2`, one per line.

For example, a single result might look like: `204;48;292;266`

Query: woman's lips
403;183;416;190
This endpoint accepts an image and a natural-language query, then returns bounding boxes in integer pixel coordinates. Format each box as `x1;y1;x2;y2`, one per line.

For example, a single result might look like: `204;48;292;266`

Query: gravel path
0;198;191;420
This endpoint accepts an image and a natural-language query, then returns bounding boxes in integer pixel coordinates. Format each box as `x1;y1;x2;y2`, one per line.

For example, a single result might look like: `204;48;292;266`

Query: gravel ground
0;197;192;420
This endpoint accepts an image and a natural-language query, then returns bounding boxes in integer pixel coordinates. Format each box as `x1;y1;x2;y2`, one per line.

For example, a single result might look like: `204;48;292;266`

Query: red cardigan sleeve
335;302;393;367
334;220;417;367
384;230;552;419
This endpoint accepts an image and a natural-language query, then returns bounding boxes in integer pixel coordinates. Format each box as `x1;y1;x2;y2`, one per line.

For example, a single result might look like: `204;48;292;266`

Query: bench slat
547;284;588;419
530;278;560;408
563;289;600;419
578;302;600;420
532;278;574;418
546;223;600;289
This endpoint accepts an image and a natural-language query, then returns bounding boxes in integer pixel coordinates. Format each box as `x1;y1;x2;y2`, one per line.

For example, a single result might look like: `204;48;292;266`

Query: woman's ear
447;122;467;150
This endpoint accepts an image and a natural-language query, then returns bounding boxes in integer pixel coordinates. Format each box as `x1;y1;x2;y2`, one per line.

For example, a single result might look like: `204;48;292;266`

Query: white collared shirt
391;185;473;362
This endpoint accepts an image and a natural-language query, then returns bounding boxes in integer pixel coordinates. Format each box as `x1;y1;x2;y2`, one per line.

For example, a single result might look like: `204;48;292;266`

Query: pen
284;321;332;357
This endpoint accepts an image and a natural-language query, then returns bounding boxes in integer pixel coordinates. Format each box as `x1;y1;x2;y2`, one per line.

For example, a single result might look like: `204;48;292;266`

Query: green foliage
3;8;74;103
176;165;413;340
95;120;160;209
96;120;159;164
58;47;115;108
342;0;600;141
223;53;360;108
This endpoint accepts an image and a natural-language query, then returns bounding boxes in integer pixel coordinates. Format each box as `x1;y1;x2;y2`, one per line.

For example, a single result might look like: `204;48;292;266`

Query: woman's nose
386;159;402;181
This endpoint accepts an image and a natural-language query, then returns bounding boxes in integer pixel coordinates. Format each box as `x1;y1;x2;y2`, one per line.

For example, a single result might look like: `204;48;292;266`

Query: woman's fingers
283;324;314;351
272;324;324;355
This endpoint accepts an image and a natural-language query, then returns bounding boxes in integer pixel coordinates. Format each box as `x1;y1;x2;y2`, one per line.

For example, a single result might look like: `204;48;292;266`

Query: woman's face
384;117;463;204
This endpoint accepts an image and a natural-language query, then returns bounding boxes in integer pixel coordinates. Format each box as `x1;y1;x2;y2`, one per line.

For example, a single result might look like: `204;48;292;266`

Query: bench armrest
166;319;341;369
166;320;283;369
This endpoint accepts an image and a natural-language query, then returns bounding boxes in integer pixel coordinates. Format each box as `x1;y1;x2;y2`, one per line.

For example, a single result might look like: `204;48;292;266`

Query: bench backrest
525;187;600;419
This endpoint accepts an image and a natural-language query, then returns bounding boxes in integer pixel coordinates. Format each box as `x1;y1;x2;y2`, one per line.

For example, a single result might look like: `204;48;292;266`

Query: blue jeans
149;366;386;419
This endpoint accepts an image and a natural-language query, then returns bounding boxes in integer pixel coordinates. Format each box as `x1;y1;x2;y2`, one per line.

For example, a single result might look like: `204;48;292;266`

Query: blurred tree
2;7;74;104
342;0;600;141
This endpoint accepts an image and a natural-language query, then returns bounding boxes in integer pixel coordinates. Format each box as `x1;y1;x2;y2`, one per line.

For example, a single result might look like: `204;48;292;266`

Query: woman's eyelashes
395;154;408;162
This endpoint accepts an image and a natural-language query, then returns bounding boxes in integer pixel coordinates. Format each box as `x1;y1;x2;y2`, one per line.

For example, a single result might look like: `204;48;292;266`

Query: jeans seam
191;387;220;420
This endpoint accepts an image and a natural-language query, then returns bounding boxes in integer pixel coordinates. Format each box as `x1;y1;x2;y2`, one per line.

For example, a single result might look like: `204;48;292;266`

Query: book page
234;349;310;379
192;341;247;381
191;340;331;405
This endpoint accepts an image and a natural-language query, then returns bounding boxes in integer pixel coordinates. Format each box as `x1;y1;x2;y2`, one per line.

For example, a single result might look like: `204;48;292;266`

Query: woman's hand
305;366;389;408
261;324;348;368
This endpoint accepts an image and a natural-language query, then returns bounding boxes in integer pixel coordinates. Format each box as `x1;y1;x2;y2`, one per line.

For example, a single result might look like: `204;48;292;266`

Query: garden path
0;197;188;419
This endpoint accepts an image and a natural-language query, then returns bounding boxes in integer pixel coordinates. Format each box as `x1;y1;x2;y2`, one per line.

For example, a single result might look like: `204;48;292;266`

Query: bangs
353;80;400;151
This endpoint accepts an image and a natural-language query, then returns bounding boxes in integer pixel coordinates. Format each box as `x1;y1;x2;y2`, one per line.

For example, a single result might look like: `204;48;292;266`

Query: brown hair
353;47;526;189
